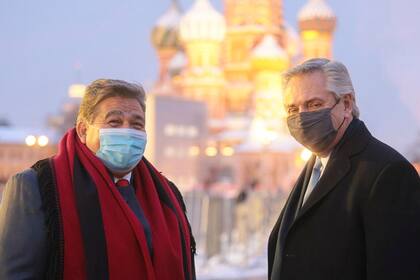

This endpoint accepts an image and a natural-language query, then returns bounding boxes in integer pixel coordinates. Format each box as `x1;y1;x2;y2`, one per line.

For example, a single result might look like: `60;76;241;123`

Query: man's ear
342;93;354;118
76;121;88;144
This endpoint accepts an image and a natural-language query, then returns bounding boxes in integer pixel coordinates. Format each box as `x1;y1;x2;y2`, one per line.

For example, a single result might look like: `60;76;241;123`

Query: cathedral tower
298;0;336;60
151;0;182;85
179;0;226;119
223;0;285;114
251;35;288;131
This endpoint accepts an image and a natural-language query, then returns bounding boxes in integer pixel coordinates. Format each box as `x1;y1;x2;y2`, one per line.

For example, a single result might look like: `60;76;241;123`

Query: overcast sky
0;0;419;158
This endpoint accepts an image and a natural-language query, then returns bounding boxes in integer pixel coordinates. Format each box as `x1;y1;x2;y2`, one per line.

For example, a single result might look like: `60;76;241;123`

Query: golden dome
179;0;226;42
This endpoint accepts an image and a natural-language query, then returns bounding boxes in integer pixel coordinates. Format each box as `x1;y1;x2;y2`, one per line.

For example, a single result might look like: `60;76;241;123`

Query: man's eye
108;120;122;126
309;103;322;110
288;108;298;114
132;123;144;129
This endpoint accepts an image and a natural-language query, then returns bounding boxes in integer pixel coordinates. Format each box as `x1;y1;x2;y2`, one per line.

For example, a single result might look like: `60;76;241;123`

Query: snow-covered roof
209;115;252;131
298;0;335;21
236;133;298;153
0;127;58;144
252;35;288;59
214;129;248;141
235;140;264;153
169;51;187;70
268;134;300;152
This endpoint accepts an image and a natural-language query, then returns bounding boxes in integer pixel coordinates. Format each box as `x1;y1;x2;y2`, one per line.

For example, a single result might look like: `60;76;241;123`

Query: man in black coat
268;58;420;280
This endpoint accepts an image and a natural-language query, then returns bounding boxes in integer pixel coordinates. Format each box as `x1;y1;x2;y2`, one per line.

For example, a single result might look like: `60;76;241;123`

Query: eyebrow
104;110;145;124
286;97;326;109
104;110;124;119
304;98;325;106
131;114;145;123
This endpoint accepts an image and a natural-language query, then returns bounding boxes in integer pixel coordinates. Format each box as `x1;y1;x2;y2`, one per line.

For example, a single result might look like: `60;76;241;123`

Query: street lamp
25;135;37;146
205;146;218;157
221;146;234;157
37;136;49;147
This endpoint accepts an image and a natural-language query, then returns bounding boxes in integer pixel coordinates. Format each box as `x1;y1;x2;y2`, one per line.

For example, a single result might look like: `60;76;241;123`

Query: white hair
283;58;360;118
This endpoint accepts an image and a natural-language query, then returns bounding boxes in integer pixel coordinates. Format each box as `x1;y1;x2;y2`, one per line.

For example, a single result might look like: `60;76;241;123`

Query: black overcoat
268;119;420;280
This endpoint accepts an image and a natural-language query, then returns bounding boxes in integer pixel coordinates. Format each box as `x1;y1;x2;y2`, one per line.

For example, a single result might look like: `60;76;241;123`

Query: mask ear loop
336;116;346;131
331;98;346;131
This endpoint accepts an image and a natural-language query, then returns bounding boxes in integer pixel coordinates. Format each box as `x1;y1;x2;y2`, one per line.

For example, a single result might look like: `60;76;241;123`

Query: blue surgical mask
96;128;147;174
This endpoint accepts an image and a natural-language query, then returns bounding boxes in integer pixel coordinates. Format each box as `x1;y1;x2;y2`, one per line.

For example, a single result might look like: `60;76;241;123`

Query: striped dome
151;2;181;49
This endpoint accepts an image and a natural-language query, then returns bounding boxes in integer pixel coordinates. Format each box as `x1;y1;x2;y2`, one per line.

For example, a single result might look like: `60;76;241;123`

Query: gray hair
283;58;360;118
76;79;146;124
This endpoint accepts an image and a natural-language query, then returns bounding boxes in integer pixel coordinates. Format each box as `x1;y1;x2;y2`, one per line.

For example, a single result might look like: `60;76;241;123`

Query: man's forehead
284;72;329;104
94;97;144;119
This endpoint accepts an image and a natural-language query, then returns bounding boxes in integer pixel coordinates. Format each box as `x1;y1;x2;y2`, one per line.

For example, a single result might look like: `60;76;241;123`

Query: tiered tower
179;0;227;119
298;0;336;60
223;0;285;113
251;35;288;131
151;0;182;84
151;0;337;118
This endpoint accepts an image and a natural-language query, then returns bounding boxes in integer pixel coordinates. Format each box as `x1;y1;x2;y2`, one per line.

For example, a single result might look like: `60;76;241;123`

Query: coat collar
296;118;372;220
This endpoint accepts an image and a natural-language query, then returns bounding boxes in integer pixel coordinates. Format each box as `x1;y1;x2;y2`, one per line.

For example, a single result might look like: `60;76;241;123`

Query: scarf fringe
32;159;64;280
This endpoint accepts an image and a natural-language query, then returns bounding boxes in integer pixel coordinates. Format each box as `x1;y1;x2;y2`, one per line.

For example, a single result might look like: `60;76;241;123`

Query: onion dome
298;0;335;21
151;1;182;50
251;35;288;71
179;0;226;42
298;0;336;31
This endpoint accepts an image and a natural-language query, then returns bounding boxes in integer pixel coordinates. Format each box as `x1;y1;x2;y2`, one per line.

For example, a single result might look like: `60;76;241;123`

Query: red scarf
52;129;193;280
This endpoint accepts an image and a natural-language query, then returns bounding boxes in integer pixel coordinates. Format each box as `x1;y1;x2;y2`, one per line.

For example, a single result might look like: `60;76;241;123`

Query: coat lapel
279;157;313;247
294;156;316;220
296;119;370;220
269;119;372;278
297;155;351;219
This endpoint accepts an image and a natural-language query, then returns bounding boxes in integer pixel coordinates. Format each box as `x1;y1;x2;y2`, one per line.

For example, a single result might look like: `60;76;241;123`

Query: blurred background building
149;0;337;278
149;0;338;190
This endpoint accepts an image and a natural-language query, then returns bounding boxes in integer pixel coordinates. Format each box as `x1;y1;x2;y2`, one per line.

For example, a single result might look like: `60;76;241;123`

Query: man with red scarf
0;79;196;280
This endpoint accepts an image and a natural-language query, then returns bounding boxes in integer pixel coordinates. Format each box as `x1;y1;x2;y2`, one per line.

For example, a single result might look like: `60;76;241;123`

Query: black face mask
287;102;345;153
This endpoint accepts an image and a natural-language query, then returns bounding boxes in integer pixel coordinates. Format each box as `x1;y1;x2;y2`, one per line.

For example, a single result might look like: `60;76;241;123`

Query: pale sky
0;0;419;158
